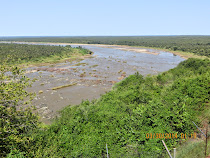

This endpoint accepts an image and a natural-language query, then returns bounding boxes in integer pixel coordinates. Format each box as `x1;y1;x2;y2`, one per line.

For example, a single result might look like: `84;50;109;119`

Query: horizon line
1;35;210;37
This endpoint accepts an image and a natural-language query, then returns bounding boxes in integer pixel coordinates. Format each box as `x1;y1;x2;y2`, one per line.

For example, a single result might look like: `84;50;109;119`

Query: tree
0;59;39;157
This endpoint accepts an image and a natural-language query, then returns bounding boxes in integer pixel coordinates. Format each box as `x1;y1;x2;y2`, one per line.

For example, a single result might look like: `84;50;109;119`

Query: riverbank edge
2;41;209;60
19;53;93;68
71;43;209;59
0;41;94;68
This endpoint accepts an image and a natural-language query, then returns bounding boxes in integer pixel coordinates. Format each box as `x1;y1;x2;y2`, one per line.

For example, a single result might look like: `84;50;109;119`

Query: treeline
1;36;210;57
7;58;209;157
0;43;92;64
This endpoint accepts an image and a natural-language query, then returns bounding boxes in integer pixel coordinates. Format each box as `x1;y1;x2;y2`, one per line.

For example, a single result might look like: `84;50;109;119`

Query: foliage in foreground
175;139;210;158
20;58;209;157
0;60;39;157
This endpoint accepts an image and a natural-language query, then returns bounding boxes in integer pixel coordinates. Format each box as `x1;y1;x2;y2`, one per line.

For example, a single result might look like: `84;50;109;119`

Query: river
4;42;185;123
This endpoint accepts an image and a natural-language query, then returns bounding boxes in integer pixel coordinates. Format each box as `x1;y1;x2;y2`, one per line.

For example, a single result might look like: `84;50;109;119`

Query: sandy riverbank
2;41;208;59
2;41;160;55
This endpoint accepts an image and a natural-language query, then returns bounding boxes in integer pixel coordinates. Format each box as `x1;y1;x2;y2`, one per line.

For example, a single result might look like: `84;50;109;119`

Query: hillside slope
6;58;209;157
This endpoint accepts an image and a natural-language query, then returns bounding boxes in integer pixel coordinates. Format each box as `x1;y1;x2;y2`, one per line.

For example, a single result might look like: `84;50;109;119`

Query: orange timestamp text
146;133;197;139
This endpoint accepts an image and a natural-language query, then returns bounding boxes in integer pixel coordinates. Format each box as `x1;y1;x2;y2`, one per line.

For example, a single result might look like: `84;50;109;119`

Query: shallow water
18;43;185;124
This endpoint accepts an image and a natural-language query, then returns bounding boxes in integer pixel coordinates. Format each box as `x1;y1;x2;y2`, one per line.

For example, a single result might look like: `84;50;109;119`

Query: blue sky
0;0;210;36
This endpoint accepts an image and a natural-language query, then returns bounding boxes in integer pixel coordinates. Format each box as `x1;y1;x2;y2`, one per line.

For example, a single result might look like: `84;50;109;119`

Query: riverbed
14;43;185;124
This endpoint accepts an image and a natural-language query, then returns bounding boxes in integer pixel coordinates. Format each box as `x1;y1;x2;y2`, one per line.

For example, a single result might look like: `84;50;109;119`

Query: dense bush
0;43;92;64
0;60;39;157
23;58;209;157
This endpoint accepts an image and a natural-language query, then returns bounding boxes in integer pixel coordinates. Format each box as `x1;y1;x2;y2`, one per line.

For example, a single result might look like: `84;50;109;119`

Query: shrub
0;59;39;157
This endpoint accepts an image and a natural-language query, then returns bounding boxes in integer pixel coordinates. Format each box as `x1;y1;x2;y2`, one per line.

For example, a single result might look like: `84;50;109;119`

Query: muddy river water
18;43;185;124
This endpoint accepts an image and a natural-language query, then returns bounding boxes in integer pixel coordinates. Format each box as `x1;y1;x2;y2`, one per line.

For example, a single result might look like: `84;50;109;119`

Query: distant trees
2;36;209;57
0;44;92;64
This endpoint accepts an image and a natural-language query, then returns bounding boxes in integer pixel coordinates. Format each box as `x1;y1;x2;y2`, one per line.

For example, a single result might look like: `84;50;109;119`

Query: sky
0;0;210;36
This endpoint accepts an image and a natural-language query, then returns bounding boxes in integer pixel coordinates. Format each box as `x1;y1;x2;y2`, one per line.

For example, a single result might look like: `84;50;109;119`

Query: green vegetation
74;62;88;66
38;90;43;94
175;139;210;158
0;41;209;157
91;64;98;68
0;60;39;157
6;58;208;157
0;43;92;66
118;69;123;73
79;72;86;77
51;83;77;90
1;36;210;57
